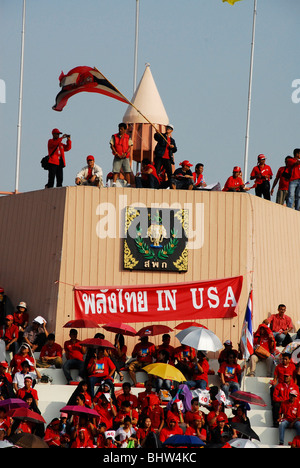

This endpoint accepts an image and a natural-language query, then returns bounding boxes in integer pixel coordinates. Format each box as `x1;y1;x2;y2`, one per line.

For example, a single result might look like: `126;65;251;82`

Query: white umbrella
175;326;223;352
228;438;259;449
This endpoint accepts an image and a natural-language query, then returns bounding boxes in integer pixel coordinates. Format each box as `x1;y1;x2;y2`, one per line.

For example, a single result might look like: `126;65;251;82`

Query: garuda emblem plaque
123;207;189;272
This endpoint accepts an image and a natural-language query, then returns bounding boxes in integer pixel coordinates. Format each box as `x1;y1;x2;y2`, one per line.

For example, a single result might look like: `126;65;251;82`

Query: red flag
52;66;128;111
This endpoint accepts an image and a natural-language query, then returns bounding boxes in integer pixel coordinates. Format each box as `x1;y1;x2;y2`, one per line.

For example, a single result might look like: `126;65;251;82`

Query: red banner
74;276;243;324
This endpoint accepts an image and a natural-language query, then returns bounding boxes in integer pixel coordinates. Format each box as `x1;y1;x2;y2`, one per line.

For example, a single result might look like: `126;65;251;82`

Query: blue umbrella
163;435;206;447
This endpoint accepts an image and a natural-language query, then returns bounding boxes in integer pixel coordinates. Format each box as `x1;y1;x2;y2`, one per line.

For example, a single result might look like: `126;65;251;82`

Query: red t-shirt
0;324;19;343
185;425;207;441
250;164;273;184
87;356;115;379
218;361;241;383
13;311;29;328
223;176;244;192
116;393;138;409
94;403;116;430
191;358;210;383
9;354;35;374
40;343;63;359
268;313;293;333
274;362;296;384
280;399;300;422
275;166;290;191
273;382;299;403
64;339;84;361
159;424;183;443
17;387;38;401
132;342;156;364
287;157;300;181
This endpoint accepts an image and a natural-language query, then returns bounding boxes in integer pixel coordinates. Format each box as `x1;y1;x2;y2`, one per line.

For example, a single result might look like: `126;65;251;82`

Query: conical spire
123;64;169;125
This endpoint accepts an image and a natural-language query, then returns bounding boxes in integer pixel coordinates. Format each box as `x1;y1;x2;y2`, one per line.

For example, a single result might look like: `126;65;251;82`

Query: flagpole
243;0;257;182
15;0;26;194
133;0;140;93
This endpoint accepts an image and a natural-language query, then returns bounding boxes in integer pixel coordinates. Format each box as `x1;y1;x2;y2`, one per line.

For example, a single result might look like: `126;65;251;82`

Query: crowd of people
43;124;300;211
0;290;300;448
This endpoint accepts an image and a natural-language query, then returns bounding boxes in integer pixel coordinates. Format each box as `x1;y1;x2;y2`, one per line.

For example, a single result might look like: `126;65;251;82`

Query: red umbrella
63;318;99;328
230;391;267;407
79;338;115;349
60;405;100;420
102;322;137;337
9;407;46;424
175;321;208;330
136;324;173;337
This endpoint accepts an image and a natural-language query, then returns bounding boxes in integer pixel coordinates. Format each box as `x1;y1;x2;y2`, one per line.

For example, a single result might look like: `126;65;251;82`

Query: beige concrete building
0;187;299;355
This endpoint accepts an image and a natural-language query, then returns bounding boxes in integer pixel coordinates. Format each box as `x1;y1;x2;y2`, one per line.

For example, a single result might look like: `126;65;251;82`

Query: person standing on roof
46;128;72;188
250;154;273;200
154;125;177;189
110;123;133;187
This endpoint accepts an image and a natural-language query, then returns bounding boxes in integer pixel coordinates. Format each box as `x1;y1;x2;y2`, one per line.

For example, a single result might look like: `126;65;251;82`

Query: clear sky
1;0;300;194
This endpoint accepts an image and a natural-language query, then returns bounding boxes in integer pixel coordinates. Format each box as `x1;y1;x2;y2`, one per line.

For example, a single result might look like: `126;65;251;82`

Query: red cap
52;128;62;135
233;166;241;172
86;155;95;161
5;315;13;321
258;154;266;160
180;160;193;167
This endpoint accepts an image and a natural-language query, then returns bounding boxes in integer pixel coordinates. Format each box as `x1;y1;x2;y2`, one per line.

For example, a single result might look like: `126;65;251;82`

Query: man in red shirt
116;382;138;409
46;128;72;188
128;336;156;387
265;304;294;347
37;333;63;368
222;166;246;192
135;158;160;189
286;148;300;210
62;329;86;384
0;315;19;355
250;154;273;200
278;390;300;445
270;156;292;205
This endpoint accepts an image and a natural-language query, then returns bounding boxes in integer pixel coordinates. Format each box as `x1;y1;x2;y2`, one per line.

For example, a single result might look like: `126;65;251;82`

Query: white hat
17;301;27;310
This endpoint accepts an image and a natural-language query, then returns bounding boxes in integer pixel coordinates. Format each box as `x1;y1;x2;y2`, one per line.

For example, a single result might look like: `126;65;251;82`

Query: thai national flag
52;66;128;112
240;289;254;360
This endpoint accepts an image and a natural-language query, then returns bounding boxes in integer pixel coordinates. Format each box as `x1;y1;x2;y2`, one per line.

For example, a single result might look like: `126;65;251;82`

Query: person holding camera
45;128;72;188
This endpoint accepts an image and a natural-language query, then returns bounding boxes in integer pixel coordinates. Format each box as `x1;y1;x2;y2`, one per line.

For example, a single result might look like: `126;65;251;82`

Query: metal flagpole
243;0;257;182
15;0;26;194
133;0;140;93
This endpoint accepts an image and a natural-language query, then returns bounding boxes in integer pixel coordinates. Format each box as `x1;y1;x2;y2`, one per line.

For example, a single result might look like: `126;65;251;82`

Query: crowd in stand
0;292;300;448
46;125;300;211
